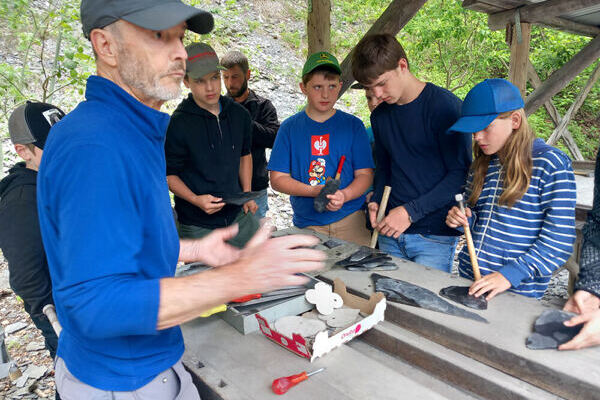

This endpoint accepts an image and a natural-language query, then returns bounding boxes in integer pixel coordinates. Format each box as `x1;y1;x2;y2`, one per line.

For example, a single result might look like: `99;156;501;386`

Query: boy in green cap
268;52;374;245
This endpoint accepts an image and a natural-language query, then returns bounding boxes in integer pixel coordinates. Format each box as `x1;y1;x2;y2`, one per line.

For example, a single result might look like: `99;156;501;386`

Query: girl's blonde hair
468;109;534;208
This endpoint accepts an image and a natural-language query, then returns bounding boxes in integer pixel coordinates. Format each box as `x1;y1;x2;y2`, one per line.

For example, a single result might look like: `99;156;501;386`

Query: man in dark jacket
221;50;280;218
165;42;259;247
0;101;64;394
561;149;600;350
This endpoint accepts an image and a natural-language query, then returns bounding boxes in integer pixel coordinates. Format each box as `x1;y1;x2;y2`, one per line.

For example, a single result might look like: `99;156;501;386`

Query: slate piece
314;179;340;212
371;273;488;323
346;262;398;271
335;250;389;267
439;286;488;310
5;322;27;335
323;238;344;249
526;309;582;350
217;191;263;206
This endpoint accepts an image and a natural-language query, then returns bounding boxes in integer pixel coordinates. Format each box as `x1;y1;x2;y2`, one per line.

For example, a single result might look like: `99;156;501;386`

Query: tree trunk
307;0;331;54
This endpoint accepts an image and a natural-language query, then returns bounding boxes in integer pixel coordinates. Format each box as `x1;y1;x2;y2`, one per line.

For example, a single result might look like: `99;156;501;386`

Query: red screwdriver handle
334;155;346;180
271;372;308;395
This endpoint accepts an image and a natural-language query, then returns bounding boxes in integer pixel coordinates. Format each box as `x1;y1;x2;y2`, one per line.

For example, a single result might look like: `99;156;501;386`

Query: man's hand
469;272;511;300
365;191;374;203
446;206;472;228
194;194;225;214
222;224;327;292
326;190;346;212
563;290;600;314
559;309;600;350
376;206;411;238
368;202;379;227
179;224;241;266
243;200;258;214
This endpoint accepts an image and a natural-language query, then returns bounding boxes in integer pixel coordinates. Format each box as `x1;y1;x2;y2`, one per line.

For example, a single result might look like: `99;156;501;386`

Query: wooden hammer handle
370;186;392;248
457;200;481;281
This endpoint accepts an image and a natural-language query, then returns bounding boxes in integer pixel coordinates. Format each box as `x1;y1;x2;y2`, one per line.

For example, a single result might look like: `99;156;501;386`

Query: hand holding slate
314;179;341;212
218;191;263;206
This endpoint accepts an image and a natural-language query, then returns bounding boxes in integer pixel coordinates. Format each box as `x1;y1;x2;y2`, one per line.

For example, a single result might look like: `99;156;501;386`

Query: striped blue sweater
458;139;576;298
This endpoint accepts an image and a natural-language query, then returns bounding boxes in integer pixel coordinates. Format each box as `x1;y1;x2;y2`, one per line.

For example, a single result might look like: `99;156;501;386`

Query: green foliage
0;0;94;130
0;0;597;160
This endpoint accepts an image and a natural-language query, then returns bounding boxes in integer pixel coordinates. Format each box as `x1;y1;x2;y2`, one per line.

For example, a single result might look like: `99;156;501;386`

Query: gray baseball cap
185;42;225;80
8;101;65;150
81;0;214;39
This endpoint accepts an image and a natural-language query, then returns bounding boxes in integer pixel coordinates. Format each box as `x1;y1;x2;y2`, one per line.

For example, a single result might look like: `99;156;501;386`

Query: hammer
369;186;392;248
455;194;481;281
43;304;62;337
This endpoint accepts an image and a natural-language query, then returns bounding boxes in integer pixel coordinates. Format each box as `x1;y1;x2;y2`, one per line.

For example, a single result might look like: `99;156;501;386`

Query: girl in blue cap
446;78;576;300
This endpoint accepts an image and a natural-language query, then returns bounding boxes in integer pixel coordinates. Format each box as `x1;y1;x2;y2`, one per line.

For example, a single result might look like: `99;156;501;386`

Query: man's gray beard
117;50;183;102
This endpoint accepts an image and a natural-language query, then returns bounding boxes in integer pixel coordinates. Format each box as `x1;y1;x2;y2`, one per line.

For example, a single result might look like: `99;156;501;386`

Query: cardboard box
220;276;320;335
255;278;386;361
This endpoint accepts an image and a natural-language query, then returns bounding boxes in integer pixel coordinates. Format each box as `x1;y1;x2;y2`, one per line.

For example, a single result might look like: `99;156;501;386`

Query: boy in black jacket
165;43;259;247
0;101;64;362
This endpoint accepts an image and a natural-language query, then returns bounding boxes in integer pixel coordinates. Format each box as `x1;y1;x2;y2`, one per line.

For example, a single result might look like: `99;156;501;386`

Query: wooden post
525;34;600;116
546;61;600;159
507;22;532;98
527;60;585;160
307;0;331;54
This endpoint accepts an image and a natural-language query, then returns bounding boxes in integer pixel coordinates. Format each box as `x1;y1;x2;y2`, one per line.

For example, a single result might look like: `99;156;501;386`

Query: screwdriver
271;367;325;395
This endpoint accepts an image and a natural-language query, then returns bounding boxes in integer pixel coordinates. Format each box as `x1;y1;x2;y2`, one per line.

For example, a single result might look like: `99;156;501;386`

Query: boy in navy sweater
351;34;471;272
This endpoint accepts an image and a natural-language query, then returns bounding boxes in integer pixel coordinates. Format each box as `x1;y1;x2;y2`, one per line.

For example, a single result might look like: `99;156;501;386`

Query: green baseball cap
185;42;225;80
302;51;341;77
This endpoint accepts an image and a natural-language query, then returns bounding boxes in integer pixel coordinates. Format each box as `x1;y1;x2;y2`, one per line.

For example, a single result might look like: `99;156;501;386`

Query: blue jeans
254;189;269;219
378;233;459;273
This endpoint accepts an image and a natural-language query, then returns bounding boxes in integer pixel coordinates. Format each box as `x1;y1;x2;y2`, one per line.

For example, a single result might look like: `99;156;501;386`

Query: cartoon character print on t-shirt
308;158;326;186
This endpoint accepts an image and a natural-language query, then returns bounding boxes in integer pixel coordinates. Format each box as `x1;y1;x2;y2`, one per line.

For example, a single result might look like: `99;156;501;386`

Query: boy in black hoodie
0;102;64;364
165;43;259;247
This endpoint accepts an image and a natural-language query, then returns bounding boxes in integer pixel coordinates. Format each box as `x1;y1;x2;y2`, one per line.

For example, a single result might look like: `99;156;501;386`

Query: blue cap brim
447;113;499;134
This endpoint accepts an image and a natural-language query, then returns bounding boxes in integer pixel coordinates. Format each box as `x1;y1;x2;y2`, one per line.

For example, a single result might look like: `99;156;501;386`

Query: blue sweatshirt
458;139;577;298
37;76;182;390
371;83;471;236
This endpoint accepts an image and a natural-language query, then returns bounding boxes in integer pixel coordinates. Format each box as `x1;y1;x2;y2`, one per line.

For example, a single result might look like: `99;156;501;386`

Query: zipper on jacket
216;115;223;143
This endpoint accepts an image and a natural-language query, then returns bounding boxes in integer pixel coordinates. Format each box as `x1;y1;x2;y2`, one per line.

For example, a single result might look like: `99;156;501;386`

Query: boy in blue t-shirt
268;52;375;246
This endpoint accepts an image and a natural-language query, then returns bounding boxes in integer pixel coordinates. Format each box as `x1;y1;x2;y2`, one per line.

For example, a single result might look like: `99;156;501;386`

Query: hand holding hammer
454;194;481;281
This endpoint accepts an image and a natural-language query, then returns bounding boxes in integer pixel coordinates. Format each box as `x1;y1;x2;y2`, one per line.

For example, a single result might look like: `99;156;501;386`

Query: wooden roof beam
488;0;600;37
337;0;428;97
525;34;600;115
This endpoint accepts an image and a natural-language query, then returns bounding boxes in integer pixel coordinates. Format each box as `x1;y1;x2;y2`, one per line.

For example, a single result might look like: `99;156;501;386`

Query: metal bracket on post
514;8;522;44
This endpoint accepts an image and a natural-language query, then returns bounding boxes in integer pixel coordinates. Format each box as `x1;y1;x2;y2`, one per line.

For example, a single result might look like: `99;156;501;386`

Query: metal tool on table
271;367;325;395
314;155;346;213
369;185;392;248
199;287;309;317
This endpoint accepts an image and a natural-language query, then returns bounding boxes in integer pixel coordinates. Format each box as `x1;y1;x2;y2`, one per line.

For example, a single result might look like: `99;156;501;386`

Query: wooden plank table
317;251;600;400
181;317;477;400
181;228;600;399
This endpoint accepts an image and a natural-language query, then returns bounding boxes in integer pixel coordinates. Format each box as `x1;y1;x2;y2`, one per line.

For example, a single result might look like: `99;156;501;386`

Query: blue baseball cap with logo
447;78;524;134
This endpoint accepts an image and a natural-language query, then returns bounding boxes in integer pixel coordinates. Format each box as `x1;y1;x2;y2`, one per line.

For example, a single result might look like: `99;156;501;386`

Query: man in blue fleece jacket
36;1;324;398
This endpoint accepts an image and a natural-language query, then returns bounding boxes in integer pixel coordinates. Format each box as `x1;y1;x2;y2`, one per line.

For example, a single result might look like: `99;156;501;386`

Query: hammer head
455;193;464;202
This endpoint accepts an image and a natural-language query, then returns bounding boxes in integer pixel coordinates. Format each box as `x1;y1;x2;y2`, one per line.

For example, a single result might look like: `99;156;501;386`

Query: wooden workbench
181;228;600;400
